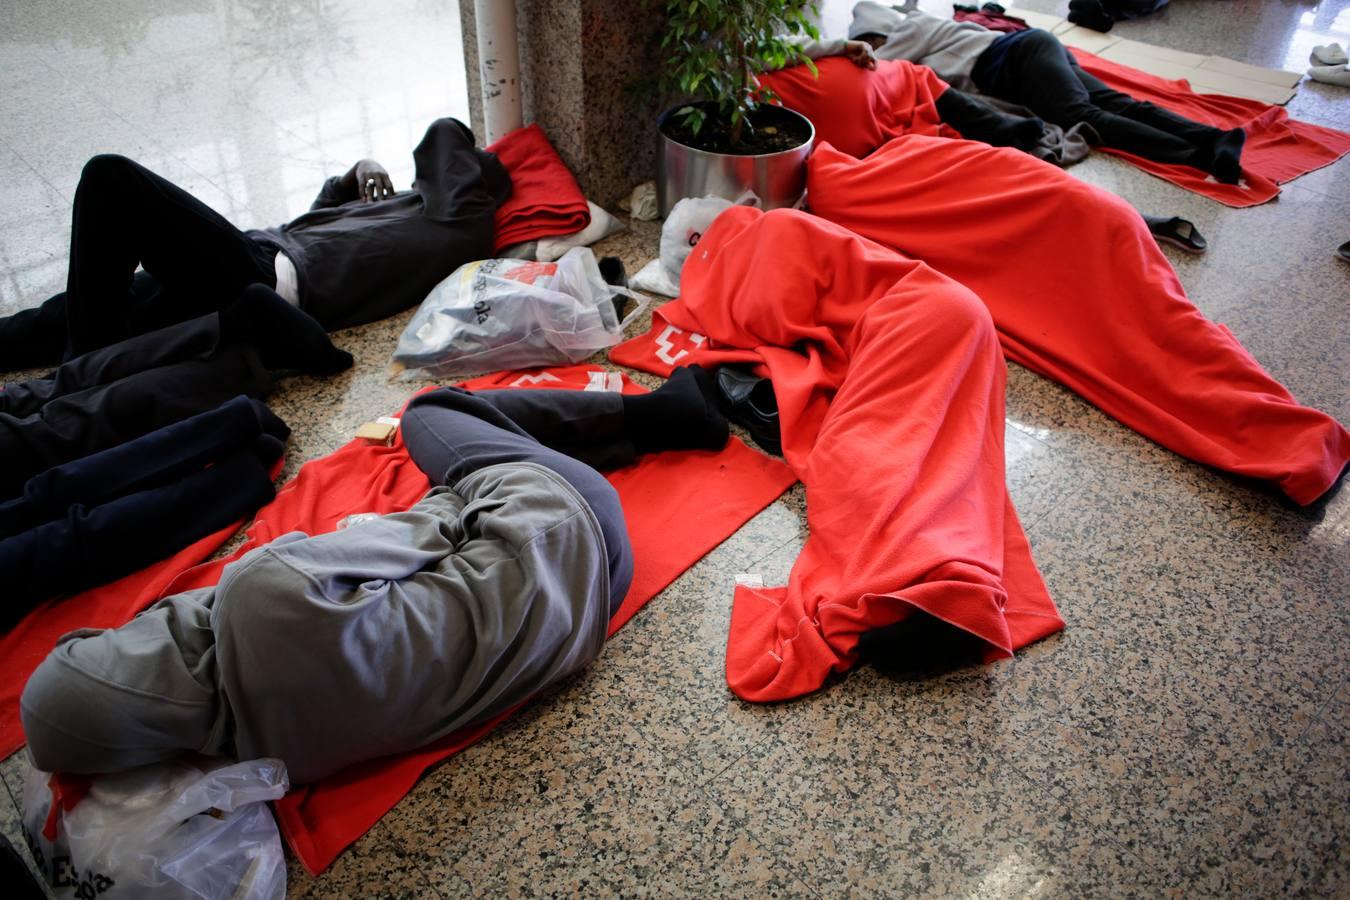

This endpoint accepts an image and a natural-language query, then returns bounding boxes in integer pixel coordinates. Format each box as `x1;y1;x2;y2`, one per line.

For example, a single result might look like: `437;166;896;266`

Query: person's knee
925;286;997;351
80;153;135;187
1022;28;1062;54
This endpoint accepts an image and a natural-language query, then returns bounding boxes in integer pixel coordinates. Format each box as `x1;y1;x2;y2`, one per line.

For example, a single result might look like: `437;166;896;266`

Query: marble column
459;0;661;206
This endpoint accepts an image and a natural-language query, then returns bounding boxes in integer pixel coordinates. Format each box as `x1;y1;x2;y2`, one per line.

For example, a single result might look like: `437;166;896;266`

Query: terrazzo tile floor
0;0;1346;896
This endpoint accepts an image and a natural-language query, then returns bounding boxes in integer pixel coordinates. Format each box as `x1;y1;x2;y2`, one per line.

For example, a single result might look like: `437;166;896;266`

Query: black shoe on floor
1068;0;1114;32
715;366;783;456
598;256;631;320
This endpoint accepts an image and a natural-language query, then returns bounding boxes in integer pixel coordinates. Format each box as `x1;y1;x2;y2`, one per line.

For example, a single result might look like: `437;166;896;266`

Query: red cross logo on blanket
508;372;564;387
653;324;706;365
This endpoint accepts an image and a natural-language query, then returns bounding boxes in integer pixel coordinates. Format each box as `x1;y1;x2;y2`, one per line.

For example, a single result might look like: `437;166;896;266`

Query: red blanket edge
1070;48;1350;207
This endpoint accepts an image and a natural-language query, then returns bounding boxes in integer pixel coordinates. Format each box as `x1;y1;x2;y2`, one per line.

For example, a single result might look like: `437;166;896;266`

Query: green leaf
645;0;819;126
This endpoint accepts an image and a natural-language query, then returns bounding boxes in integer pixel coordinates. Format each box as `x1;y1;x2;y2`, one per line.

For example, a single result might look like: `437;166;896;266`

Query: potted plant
651;0;820;217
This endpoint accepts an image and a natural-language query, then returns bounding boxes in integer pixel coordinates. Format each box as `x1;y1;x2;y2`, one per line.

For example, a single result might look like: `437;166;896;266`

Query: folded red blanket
611;209;1064;703
757;57;957;158
4;364;796;875
488;124;591;250
1071;49;1350;206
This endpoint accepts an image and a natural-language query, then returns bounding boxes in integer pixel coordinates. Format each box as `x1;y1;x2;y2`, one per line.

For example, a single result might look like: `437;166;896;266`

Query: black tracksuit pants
0;313;272;499
0;154;275;368
0;394;286;631
974;29;1226;169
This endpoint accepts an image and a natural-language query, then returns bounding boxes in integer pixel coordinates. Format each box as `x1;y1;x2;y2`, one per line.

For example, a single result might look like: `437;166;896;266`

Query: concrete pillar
459;0;660;207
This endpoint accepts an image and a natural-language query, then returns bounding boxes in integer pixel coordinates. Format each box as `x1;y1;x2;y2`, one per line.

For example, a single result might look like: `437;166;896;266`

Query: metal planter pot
657;104;814;218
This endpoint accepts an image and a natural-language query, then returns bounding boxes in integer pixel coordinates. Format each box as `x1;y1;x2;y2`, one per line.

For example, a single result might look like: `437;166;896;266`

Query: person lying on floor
846;0;1246;182
0;117;509;370
787;31;1072;158
775;36;1208;253
20;368;730;784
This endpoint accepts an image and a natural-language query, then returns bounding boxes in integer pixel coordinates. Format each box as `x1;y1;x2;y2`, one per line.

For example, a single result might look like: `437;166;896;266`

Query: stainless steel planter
657;105;814;218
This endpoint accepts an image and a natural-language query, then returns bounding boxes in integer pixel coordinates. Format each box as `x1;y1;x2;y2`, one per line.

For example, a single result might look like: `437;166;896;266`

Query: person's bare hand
353;159;395;202
844;40;877;69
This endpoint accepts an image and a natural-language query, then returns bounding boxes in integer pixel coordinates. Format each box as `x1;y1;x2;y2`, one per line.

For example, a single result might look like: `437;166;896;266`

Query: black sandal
1145;215;1208;254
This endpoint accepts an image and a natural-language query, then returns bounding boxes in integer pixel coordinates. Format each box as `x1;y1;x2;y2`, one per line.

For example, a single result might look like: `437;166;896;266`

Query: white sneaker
1308;63;1350;87
1311;43;1348;66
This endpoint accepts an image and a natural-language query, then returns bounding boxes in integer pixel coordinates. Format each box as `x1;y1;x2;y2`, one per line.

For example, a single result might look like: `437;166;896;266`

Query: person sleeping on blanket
787;30;1062;157
19;370;730;784
778;34;1210;253
0;118;509;371
846;0;1246;183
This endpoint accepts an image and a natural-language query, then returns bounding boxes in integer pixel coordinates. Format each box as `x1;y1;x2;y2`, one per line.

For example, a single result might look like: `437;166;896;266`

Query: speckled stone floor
1;0;1347;897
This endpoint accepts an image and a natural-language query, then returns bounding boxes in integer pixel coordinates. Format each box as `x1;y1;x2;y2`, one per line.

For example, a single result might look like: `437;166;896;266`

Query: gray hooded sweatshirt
21;461;612;784
849;1;1000;92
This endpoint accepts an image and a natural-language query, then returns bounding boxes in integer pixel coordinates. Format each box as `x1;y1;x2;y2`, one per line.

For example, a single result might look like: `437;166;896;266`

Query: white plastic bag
630;258;681;298
630;193;760;299
22;758;289;900
535;201;625;261
658;196;736;280
390;246;648;380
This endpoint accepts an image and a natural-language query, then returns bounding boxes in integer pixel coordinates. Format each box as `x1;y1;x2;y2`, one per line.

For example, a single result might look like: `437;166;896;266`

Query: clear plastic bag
22;757;289;900
389;246;648;380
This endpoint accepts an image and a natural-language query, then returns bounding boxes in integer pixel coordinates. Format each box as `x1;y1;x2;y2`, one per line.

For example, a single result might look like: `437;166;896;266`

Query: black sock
218;284;353;375
1067;0;1114;31
1210;128;1246;185
622;365;729;454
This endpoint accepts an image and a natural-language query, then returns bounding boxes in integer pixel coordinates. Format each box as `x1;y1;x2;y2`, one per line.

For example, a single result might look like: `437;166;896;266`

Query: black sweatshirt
251;118;512;331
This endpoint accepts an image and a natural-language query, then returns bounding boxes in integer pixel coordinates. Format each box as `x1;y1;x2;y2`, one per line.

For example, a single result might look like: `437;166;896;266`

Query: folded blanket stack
488;124;591;250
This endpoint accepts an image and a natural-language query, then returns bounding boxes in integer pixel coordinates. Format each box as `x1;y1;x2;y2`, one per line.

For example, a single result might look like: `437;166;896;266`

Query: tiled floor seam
0;764;19;815
1300;672;1346;743
739;533;807;574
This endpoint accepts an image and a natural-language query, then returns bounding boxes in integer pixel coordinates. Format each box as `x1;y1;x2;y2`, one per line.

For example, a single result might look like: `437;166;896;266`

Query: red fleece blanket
763;54;1349;207
757;57;957;157
803;136;1350;504
1072;49;1350;206
5;364;796;874
488;124;591;250
611;208;1066;703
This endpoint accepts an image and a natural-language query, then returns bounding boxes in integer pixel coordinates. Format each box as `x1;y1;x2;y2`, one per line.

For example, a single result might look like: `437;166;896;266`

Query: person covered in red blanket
785;27;1051;156
775;26;1210;252
616;171;1347;699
